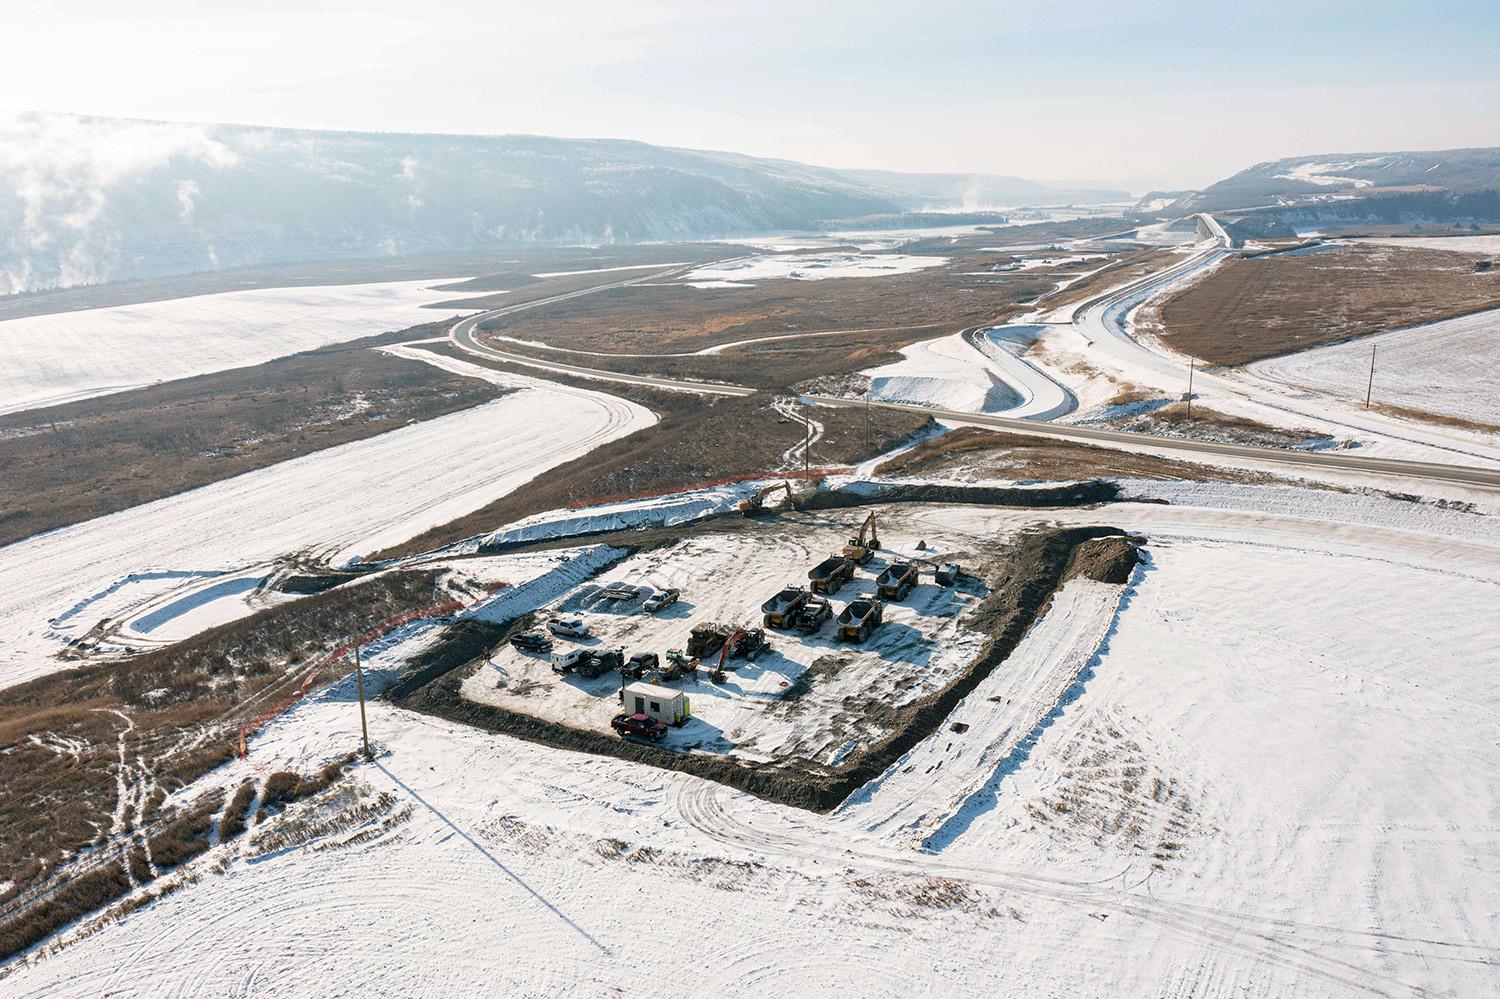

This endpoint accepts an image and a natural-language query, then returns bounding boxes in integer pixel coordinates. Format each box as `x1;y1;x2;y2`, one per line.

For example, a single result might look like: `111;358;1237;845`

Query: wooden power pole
1185;361;1195;419
354;643;373;761
1364;344;1377;409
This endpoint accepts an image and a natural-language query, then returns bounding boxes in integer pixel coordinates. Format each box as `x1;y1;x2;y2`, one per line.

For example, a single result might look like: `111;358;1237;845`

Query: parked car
551;649;592;675
643;588;680;612
578;648;623;679
611;712;668;741
510;631;553;653
546;615;589;638
623;652;660;680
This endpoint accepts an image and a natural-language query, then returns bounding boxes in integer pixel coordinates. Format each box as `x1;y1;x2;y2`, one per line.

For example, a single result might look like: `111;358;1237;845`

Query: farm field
1251;305;1500;428
1151;242;1500;365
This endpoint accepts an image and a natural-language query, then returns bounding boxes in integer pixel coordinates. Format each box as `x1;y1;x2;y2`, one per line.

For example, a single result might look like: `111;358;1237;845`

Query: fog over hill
0;113;1127;294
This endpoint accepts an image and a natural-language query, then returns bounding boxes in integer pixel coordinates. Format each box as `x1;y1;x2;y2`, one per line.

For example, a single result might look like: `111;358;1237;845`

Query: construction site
377;480;1142;812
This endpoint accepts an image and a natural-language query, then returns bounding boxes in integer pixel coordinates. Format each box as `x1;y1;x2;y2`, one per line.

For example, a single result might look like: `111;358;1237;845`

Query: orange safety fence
236;585;506;757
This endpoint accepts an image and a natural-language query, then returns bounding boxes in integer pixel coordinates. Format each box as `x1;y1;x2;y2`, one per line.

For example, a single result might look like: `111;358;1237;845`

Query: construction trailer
621;681;690;726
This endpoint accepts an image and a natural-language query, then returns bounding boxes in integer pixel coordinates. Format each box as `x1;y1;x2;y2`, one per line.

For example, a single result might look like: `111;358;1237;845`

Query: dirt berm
388;525;1140;813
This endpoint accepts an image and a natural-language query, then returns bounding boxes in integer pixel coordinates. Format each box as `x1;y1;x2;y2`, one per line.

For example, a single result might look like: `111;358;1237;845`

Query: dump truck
934;562;960;587
761;585;811;628
876;561;919;600
843;513;879;564
791;594;833;634
687;622;733;657
807;555;856;594
836;598;884;643
739;481;793;516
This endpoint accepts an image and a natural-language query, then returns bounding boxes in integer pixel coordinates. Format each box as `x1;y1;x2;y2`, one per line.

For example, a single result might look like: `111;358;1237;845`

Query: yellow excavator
739;481;793;517
842;512;879;564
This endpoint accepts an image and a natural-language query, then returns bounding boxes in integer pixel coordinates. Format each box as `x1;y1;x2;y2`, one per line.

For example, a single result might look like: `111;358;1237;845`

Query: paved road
446;259;1500;491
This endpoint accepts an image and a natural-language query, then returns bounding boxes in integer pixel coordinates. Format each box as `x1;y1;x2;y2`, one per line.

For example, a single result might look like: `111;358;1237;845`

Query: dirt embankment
388;525;1140;813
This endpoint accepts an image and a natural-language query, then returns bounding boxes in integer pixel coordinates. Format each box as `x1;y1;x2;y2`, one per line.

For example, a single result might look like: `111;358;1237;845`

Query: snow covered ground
0;278;480;416
8;483;1499;996
861;332;1022;413
1250;306;1500;426
1354;235;1500;254
0;353;654;690
678;252;946;289
463;517;989;763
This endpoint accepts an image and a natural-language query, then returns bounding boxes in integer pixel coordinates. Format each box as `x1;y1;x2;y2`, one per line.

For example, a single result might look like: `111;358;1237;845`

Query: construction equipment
836;598;884;643
807;555;856;594
711;630;744;683
761;585;811;628
739;481;793;516
843;513;879;564
791;594;833;634
600;582;642;601
664;649;700;681
876;561;919;600
687;622;733;657
728;627;769;660
934;562;960;587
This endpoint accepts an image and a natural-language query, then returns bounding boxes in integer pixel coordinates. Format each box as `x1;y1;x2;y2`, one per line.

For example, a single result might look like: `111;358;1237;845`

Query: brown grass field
1153;244;1500;365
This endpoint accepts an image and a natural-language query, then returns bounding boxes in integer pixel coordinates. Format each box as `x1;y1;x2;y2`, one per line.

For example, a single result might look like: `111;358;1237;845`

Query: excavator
739;481;793;517
842;512;879;564
711;630;744;683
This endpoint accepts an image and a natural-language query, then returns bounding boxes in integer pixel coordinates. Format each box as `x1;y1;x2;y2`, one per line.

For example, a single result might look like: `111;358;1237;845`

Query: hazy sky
7;0;1499;191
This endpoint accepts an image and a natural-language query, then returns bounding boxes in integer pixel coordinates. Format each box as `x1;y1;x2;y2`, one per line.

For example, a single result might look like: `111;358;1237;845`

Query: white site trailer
621;681;689;726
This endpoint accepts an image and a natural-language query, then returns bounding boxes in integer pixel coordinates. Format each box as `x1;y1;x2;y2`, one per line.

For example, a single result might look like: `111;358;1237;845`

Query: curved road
445;257;1500;490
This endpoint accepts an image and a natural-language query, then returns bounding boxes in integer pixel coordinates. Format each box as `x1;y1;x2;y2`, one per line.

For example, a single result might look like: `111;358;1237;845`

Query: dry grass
0;323;501;546
0;571;445;960
1032;247;1179;313
875;426;1282;484
375;348;932;559
477;254;1053;357
1155;244;1500;365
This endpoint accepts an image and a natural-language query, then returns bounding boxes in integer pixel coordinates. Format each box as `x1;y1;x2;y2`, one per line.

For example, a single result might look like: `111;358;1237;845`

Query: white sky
6;0;1499;191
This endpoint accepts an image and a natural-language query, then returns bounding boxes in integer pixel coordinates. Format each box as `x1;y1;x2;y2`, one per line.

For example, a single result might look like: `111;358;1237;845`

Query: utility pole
1185;360;1195;420
1364;344;1376;410
353;642;372;761
863;394;870;453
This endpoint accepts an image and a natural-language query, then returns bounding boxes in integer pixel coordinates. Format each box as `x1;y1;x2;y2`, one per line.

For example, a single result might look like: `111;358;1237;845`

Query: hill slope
1176;147;1500;213
0;113;1122;294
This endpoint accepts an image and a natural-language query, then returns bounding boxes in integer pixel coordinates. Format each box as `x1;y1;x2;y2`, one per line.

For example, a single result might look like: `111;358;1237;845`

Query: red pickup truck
611;713;668;741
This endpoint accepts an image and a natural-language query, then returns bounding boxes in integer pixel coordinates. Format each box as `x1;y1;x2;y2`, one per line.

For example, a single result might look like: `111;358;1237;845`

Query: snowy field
7;484;1500;996
464;516;990;763
0;278;476;415
678;252;946;289
1354;234;1500;255
0;353;654;690
1250;306;1500;426
861;332;1022;413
